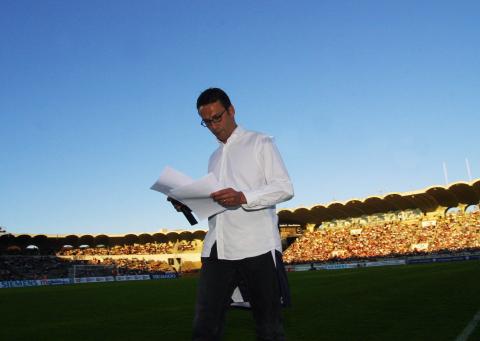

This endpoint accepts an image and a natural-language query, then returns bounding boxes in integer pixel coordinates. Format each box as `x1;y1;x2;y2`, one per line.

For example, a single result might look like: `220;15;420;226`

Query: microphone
167;197;198;226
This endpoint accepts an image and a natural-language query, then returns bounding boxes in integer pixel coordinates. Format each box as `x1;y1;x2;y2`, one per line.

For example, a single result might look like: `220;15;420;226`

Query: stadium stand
0;256;74;280
58;242;175;256
278;179;480;229
0;256;182;280
0;230;206;280
56;240;199;256
283;210;480;263
279;179;480;264
1;179;479;280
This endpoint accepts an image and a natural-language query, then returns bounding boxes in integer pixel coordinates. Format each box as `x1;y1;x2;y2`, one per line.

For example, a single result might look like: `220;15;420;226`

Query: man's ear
228;104;235;117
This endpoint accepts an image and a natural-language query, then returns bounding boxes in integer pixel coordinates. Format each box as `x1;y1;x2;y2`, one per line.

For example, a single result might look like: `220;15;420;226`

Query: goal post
70;264;117;281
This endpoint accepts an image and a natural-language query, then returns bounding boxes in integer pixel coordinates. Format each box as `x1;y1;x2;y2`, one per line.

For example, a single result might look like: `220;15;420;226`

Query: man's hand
167;197;198;225
211;188;247;207
167;197;187;212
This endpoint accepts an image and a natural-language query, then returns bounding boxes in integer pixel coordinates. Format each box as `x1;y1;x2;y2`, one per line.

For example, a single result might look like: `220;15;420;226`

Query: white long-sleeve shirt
202;125;294;260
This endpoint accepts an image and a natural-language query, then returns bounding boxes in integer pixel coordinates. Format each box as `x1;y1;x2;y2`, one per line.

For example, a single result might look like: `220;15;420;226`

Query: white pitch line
455;308;480;341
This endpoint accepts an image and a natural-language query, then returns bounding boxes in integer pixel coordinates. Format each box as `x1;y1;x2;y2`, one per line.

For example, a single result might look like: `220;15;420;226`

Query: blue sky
1;1;479;235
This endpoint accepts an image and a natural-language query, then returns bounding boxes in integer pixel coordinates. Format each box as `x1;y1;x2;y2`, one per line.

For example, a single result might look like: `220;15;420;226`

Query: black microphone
167;197;198;226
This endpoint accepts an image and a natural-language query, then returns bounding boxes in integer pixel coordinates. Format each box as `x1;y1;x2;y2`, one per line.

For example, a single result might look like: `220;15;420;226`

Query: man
193;88;294;340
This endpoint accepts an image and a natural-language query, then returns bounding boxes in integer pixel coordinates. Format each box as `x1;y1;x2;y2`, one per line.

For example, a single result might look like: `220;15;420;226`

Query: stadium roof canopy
3;229;207;244
278;179;480;225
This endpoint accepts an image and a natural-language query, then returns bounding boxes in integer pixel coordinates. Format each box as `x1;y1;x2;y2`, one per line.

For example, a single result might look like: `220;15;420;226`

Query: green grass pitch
1;260;479;340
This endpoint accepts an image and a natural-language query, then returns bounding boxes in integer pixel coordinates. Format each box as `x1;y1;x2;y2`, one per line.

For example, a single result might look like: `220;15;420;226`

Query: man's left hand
211;188;247;207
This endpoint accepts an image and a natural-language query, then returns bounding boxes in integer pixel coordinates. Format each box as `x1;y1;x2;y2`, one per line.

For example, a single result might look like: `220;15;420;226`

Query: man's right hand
167;197;187;212
167;197;198;225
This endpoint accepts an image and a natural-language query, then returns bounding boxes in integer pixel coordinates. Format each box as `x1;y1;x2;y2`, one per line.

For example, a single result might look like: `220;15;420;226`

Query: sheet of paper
150;166;194;195
169;173;225;220
150;167;226;221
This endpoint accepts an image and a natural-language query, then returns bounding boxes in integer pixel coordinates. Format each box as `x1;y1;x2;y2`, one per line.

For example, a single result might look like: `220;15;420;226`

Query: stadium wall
284;253;480;272
0;273;178;289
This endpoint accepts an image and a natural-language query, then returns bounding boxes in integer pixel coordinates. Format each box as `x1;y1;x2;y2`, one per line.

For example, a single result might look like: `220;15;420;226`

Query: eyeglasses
200;110;226;127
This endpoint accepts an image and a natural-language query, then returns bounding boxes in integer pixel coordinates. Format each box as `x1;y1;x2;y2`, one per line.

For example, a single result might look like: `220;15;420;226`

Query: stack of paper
150;166;226;221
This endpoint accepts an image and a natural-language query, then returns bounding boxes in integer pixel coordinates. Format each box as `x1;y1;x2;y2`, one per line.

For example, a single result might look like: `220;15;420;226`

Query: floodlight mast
442;162;449;185
465;158;472;182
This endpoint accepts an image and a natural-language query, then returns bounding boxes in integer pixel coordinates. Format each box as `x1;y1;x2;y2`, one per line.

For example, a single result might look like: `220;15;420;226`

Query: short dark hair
196;88;232;110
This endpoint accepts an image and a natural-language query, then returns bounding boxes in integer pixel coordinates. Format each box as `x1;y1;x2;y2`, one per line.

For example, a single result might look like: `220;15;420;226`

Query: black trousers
192;245;285;341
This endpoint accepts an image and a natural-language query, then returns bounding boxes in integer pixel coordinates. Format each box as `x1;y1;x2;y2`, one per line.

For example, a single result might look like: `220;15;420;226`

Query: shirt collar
218;125;245;145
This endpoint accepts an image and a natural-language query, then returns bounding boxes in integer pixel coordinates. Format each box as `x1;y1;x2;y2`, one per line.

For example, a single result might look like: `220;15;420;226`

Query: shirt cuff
241;190;262;209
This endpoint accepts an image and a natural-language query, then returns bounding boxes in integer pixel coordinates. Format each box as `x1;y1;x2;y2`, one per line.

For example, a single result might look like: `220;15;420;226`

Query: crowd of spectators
0;240;201;281
3;210;479;280
88;257;175;275
0;256;180;280
1;240;201;280
283;210;480;264
57;240;199;256
0;256;74;280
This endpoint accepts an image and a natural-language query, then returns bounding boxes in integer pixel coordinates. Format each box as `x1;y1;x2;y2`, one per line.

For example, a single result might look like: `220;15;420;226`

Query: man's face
198;101;237;143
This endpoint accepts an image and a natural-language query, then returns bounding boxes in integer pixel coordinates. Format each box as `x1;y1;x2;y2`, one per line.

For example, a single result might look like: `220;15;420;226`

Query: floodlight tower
465;158;472;182
442;162;449;185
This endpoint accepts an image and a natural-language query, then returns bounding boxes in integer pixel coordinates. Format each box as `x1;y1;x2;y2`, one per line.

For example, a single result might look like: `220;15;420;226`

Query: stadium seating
283;211;480;263
0;256;179;280
2;209;479;280
0;256;73;280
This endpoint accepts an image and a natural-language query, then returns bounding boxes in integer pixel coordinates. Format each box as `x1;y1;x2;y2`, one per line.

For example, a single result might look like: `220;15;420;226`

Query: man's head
197;88;237;143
